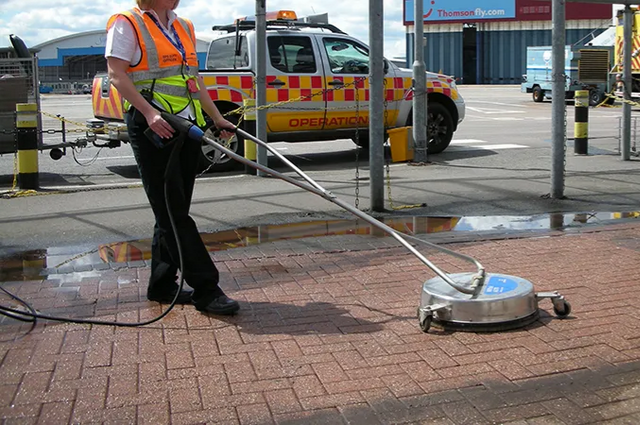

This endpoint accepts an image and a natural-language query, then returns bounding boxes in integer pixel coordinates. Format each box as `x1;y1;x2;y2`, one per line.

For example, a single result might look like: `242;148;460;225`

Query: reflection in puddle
1;212;638;282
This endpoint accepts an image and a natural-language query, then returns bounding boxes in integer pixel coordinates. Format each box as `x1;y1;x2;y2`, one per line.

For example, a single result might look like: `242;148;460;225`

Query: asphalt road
0;85;628;186
0;85;638;255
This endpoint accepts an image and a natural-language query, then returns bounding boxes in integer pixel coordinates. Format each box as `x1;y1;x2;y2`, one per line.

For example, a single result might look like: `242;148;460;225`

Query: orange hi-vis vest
107;8;205;125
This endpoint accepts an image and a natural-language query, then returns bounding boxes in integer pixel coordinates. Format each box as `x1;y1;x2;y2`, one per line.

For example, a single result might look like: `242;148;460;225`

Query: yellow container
387;126;414;162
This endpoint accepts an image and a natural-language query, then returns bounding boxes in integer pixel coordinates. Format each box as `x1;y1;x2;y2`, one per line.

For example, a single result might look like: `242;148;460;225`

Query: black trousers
126;110;223;308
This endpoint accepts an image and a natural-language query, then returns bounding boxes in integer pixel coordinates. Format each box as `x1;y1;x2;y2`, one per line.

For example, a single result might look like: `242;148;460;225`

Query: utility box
388;126;414;162
0;57;40;154
0;77;29;154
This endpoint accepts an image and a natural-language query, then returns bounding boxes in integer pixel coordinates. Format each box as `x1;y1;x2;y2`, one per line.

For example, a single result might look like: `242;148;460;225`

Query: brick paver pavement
1;221;640;424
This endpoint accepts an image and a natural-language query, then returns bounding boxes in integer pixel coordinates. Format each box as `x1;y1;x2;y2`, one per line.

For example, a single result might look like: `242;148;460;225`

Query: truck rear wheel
198;111;244;173
532;86;544;103
589;89;605;107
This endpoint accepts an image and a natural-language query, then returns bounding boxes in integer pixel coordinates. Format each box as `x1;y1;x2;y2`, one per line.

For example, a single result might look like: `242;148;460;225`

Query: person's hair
136;0;179;9
136;0;155;8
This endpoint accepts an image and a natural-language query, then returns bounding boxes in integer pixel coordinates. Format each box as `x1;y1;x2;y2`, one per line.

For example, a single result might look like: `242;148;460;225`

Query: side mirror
383;60;389;74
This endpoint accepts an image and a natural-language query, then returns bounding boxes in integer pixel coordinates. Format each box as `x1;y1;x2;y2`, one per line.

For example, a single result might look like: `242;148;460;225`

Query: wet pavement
1;214;640;423
2;211;638;281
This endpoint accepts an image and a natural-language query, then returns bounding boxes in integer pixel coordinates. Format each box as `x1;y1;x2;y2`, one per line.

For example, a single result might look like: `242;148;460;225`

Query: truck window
323;38;369;75
267;36;316;73
207;35;249;69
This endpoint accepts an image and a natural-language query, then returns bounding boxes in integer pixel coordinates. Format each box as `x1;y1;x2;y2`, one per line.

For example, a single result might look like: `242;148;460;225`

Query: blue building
403;0;612;84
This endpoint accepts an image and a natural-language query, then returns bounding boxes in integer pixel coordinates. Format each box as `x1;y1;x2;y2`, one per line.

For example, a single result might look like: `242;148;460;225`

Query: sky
0;0;409;58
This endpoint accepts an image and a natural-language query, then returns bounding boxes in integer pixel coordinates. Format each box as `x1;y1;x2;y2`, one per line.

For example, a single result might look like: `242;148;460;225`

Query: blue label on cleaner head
484;276;518;295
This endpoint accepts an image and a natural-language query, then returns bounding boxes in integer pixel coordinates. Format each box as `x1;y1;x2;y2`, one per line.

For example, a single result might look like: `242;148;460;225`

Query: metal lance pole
622;6;633;161
550;0;566;199
369;0;384;212
573;90;588;155
413;0;428;163
255;0;268;175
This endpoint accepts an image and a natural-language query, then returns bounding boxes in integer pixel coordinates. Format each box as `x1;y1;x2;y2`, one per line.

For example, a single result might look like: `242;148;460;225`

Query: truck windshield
323;38;369;75
207;36;250;69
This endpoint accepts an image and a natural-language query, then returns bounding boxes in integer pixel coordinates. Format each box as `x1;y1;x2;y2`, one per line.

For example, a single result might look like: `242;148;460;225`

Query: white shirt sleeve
105;15;141;64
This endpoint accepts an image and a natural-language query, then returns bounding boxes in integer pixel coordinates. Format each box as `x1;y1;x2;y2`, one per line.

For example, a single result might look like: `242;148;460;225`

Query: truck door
319;37;399;131
266;35;327;133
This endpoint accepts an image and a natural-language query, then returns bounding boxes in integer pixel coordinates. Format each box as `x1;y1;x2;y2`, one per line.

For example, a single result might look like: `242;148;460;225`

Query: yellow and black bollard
243;98;257;175
15;103;39;189
574;90;589;155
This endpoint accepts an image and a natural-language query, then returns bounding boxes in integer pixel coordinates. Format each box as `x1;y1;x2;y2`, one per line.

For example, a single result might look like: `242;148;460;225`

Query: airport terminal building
403;0;613;84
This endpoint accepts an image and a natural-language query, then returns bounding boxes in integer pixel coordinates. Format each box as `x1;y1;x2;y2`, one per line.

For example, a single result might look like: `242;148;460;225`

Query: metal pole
413;0;428;163
550;0;566;199
255;0;268;175
622;6;633;161
369;0;384;212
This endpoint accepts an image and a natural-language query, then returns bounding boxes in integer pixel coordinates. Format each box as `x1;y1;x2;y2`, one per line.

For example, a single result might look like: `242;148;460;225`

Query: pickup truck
91;11;466;172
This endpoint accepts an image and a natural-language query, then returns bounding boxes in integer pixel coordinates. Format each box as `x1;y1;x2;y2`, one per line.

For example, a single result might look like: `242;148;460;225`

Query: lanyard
146;12;190;72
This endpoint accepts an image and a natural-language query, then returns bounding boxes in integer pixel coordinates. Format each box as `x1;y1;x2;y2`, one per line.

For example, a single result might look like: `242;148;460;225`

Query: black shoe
196;295;240;315
147;288;193;304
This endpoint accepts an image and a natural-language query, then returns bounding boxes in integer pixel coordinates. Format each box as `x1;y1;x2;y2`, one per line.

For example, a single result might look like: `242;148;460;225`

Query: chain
384;79;393;208
563;74;567;195
353;79;361;210
11;147;18;192
384;80;425;211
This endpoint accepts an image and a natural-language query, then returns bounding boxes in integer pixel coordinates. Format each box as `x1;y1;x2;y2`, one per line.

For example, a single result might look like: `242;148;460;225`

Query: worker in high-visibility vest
105;0;239;316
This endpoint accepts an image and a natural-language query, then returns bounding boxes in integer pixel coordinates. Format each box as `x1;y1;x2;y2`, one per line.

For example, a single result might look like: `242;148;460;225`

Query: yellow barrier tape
39;110;91;133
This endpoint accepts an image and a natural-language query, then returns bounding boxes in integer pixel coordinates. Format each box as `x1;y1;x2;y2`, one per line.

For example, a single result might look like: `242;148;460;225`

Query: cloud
0;0;408;56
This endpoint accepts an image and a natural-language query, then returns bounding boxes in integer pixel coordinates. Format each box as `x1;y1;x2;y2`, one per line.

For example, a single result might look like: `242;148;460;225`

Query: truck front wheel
405;102;454;154
198;111;244;173
532;86;544;103
427;103;454;154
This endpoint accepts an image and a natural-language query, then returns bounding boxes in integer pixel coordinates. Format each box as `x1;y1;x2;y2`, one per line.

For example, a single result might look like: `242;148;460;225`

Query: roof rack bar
212;21;346;35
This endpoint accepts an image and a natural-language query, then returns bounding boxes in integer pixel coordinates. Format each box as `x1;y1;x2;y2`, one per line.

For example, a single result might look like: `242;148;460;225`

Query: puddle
0;212;637;282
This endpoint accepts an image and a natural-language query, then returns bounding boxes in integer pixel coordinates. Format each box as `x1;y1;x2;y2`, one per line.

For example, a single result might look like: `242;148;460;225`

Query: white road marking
451;139;490;144
451;140;528;150
466;100;528;108
466;106;525;115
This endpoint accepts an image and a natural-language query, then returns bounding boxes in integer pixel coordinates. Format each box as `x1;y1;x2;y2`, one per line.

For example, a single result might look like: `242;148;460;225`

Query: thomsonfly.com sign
404;0;516;23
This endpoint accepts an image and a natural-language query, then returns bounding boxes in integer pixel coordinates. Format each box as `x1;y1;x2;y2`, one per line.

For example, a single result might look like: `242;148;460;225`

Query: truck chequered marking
202;74;459;109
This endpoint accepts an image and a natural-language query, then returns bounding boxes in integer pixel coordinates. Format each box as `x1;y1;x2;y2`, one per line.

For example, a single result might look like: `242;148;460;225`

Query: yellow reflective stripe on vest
134;79;201;100
130;66;198;82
